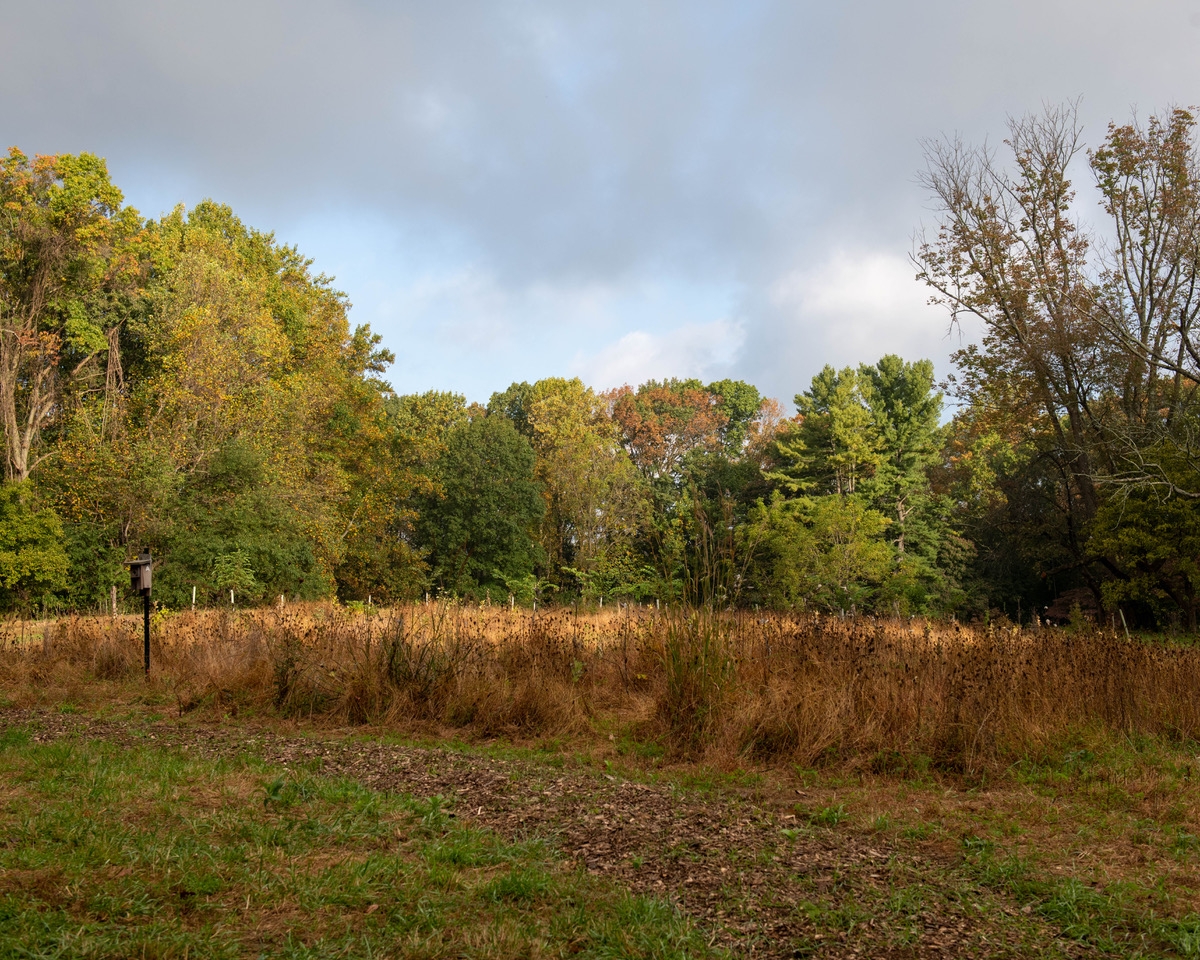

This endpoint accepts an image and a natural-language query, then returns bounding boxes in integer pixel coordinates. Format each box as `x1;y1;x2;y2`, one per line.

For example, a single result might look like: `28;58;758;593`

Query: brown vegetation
3;603;1199;772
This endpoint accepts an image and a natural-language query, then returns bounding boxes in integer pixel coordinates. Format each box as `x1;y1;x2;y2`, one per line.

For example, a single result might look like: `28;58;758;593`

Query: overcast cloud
3;1;1199;404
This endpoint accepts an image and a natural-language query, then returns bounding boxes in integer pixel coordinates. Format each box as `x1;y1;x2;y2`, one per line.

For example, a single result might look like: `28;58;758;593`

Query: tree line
5;103;1200;628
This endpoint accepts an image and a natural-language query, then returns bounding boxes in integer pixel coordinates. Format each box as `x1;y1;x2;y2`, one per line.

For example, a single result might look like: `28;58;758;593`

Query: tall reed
4;604;1199;771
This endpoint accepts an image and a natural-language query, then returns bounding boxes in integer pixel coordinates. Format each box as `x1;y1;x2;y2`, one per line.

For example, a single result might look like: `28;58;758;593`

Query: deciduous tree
0;148;145;480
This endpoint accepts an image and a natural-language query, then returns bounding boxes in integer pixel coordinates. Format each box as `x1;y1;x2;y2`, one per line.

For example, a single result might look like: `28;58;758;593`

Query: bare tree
916;103;1200;621
1088;109;1200;498
915;104;1106;515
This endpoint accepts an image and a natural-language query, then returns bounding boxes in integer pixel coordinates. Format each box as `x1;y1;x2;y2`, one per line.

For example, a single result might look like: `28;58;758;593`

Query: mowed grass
770;732;1200;957
960;740;1200;957
0;726;722;959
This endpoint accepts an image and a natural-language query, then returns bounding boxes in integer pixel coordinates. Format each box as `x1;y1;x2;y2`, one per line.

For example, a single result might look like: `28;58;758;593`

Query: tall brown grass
3;603;1199;771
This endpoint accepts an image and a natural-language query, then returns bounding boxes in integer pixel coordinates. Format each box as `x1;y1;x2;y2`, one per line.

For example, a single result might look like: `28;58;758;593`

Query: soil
0;707;1087;958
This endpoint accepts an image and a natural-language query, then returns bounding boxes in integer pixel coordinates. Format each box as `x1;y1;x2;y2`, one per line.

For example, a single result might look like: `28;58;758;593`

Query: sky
3;1;1200;406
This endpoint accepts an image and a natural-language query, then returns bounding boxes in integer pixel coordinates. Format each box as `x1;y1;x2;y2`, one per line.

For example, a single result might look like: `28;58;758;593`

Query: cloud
356;256;742;400
2;0;1199;402
571;319;744;391
771;250;946;360
730;248;985;404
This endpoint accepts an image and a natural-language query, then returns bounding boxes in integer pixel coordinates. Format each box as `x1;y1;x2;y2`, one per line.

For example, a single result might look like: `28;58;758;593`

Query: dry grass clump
3;604;1200;772
721;615;1200;770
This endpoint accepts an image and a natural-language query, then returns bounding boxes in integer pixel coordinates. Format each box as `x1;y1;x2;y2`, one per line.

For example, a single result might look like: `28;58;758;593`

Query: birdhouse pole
127;550;153;675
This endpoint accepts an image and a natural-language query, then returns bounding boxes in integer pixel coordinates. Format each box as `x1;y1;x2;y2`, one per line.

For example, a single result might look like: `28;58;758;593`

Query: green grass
962;833;1200;957
0;725;724;959
9;702;1200;957
805;803;848;827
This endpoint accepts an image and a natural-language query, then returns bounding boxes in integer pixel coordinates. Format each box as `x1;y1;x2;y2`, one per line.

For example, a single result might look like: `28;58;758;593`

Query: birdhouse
128;550;152;594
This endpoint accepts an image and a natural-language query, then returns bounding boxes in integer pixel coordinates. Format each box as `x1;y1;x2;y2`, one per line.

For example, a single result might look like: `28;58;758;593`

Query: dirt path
1;708;1069;958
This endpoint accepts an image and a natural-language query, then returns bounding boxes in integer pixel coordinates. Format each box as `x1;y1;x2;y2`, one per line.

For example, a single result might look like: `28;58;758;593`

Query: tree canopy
10;116;1200;630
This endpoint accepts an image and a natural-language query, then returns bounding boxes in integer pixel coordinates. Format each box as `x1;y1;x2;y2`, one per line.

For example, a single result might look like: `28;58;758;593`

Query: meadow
6;603;1199;770
3;604;1200;957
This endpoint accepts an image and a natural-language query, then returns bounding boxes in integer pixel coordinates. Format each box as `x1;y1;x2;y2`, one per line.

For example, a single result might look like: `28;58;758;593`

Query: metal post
127;549;153;677
143;591;151;675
